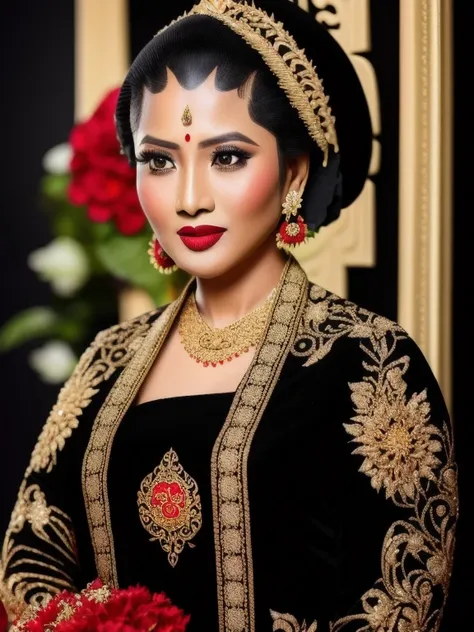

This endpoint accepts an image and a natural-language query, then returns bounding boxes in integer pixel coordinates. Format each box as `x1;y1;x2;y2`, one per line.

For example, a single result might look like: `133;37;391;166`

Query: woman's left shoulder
298;282;445;400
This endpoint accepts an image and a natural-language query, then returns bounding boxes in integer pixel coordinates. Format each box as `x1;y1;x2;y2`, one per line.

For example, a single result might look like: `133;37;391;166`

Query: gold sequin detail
82;294;190;587
28;313;153;475
211;257;308;632
0;482;78;619
292;285;458;632
137;448;202;567
270;610;318;632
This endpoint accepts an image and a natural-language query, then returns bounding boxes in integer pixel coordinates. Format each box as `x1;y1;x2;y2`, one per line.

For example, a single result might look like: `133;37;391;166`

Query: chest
135;322;256;404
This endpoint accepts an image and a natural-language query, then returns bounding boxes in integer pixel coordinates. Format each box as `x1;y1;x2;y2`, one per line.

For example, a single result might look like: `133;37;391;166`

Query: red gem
185;133;191;142
211;362;217;367
227;357;233;362
219;360;224;365
235;353;240;357
203;361;209;367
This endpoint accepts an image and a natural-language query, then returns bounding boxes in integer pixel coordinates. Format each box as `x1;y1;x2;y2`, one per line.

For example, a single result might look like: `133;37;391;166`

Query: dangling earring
148;237;178;274
276;190;308;250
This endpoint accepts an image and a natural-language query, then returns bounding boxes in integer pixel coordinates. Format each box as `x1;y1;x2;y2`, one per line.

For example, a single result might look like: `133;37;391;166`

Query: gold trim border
398;0;452;410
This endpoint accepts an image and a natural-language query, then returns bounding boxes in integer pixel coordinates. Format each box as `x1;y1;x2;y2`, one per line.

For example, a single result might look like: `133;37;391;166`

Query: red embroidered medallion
137;448;202;567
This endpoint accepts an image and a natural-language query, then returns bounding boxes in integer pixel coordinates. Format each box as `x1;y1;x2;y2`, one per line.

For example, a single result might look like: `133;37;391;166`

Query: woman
0;1;457;630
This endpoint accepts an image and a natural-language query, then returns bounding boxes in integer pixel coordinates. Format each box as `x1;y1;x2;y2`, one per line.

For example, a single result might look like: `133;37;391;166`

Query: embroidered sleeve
288;287;458;632
331;328;458;632
0;311;157;619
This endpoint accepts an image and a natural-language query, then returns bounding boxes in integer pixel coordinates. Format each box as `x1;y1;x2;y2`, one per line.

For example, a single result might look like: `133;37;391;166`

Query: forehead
138;68;258;135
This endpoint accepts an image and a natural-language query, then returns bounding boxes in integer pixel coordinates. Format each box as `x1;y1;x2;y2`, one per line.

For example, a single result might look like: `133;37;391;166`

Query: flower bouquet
10;579;189;632
0;87;187;383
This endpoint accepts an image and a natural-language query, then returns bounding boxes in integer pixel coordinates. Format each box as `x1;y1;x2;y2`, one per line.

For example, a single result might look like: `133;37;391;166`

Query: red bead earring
276;190;308;250
148;237;178;275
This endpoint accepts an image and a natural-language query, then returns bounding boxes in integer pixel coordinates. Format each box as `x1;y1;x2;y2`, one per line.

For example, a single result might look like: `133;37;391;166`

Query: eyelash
135;146;252;175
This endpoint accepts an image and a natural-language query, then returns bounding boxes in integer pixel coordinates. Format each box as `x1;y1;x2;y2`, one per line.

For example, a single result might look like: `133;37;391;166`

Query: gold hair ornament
181;105;192;126
157;0;339;166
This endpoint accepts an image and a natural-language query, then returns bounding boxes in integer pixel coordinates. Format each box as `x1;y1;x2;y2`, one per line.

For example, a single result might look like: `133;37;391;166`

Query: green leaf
41;174;70;202
0;307;59;351
94;232;169;303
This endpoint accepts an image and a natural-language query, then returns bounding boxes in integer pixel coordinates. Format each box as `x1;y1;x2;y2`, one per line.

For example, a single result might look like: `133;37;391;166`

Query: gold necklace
178;290;275;367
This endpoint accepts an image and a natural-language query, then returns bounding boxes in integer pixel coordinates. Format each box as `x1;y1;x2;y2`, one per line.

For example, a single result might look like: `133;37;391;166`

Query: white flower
42;143;72;174
29;341;77;384
28;237;90;297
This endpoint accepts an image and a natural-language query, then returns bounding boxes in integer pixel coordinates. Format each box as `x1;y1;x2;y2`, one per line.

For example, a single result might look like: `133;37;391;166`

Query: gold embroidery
346;365;442;501
82;294;190;587
137;448;202;567
0;482;78;618
162;0;338;166
212;258;308;632
270;610;318;632
1;312;158;618
28;312;154;475
292;286;457;632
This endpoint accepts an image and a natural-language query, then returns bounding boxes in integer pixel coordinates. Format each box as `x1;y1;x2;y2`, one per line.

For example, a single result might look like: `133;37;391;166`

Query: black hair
116;15;342;229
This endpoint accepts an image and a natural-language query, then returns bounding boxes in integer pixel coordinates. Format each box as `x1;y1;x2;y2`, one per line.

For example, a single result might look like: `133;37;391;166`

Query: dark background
0;1;470;628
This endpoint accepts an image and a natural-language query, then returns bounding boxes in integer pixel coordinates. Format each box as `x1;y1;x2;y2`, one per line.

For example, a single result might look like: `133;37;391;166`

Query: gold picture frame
398;0;453;409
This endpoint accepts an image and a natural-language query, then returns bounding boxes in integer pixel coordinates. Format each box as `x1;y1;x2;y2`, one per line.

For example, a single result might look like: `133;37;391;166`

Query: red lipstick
177;225;227;252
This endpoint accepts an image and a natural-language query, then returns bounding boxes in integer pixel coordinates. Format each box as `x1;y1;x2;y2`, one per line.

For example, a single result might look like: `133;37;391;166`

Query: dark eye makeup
135;144;253;175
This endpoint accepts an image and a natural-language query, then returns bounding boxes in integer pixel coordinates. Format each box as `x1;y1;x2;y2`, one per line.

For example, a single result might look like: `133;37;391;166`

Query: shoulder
92;304;167;352
299;283;444;399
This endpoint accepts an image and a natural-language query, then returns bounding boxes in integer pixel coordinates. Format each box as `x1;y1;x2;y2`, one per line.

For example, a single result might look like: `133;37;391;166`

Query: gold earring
276;190;308;250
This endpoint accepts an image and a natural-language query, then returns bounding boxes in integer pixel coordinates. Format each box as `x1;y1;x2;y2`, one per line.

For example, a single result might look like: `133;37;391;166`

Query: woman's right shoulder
92;304;168;350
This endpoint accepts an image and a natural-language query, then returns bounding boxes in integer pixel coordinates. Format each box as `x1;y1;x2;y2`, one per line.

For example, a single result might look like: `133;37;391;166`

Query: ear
282;153;310;202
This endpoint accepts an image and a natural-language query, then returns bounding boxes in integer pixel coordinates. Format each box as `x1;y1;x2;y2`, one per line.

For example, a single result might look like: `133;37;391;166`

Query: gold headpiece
158;0;338;166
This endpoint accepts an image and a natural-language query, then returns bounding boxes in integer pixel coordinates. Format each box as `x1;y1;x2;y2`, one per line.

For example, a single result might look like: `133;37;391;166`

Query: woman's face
134;69;289;279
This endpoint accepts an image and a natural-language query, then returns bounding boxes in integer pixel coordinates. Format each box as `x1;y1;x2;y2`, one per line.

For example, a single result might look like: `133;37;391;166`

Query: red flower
0;599;8;632
12;580;189;632
68;88;146;236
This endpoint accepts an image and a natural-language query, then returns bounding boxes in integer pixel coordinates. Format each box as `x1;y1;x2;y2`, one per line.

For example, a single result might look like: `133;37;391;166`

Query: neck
194;242;288;328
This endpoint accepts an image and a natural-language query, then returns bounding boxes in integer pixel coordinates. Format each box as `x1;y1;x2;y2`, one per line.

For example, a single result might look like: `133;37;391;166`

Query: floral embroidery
270;610;318;632
346;362;443;501
137;449;202;567
292;284;457;632
28;313;153;475
1;311;159;618
0;482;77;618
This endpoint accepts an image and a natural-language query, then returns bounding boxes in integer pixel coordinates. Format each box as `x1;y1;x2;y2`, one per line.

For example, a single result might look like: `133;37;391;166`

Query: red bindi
185;133;191;142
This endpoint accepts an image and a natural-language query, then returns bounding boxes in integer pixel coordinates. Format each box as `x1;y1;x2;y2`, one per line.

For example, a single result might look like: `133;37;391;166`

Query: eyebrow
138;131;259;151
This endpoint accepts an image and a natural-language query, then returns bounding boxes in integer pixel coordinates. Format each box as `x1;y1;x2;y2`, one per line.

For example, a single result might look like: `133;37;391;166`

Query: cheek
136;172;173;224
222;160;281;220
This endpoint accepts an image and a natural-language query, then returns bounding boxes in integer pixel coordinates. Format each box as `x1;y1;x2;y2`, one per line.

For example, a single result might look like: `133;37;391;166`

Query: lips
177;225;226;237
177;225;227;252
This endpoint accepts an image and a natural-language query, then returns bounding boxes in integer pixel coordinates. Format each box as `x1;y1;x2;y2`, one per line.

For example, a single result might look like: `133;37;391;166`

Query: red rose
68;88;146;236
12;580;190;632
0;599;7;632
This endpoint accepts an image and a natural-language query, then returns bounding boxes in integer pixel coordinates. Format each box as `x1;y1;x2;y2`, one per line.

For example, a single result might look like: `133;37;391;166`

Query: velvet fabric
0;261;457;631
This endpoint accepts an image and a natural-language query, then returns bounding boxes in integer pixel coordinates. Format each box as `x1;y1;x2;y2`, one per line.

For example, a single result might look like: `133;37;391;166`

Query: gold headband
158;0;339;166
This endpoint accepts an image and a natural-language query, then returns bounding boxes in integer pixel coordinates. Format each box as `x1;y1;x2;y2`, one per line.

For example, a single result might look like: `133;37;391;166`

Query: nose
176;163;215;217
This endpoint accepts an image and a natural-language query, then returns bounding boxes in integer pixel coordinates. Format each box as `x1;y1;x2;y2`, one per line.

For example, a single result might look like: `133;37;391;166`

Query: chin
173;247;243;280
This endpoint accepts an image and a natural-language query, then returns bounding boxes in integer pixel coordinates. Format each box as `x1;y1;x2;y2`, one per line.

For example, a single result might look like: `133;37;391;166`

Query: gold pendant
137;448;202;567
178;291;274;367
